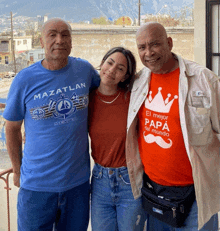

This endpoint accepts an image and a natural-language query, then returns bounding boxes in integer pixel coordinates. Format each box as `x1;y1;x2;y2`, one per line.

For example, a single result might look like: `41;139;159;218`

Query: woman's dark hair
100;46;136;91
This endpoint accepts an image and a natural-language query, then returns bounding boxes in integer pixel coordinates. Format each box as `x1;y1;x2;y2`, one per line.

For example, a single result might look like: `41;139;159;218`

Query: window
23;40;27;45
0;57;2;63
5;56;8;64
1;41;9;44
0;41;9;52
38;53;45;59
30;53;34;62
206;0;220;75
17;41;21;45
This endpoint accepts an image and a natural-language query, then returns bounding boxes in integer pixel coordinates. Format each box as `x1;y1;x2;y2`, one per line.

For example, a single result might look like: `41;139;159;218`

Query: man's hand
13;172;20;187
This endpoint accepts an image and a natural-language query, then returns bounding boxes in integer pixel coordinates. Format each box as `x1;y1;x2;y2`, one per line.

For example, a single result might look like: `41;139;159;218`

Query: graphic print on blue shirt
30;91;89;125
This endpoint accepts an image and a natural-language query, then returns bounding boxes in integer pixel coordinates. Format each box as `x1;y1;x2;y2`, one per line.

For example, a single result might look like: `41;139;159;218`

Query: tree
92;16;110;25
25;20;41;47
179;6;194;26
144;15;180;27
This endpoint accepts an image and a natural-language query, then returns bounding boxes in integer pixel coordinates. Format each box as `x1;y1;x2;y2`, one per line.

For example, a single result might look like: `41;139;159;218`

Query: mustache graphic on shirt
143;132;172;149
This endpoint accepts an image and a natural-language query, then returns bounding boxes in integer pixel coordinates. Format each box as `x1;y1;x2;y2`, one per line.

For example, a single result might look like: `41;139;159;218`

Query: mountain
0;0;194;22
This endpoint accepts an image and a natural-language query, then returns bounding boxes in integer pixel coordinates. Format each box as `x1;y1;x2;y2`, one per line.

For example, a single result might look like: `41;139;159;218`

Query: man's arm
211;77;220;140
5;120;23;187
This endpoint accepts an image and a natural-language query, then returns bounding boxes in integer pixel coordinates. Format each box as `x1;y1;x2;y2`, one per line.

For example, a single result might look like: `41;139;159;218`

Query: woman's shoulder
89;88;98;97
121;89;131;102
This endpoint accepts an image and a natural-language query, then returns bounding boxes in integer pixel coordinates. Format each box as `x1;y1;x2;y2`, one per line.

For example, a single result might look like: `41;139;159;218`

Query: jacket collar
174;53;194;77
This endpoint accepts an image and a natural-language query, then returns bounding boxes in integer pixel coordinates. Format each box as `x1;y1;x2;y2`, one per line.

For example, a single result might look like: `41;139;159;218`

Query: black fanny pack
141;173;195;228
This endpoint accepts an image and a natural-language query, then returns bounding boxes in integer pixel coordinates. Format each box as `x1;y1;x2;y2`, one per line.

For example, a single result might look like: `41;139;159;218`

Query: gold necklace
96;91;121;104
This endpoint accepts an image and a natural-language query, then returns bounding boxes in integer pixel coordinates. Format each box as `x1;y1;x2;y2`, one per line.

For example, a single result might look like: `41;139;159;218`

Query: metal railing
0;168;13;231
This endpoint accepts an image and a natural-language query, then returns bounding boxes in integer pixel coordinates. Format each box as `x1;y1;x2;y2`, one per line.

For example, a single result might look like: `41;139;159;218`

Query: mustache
53;47;66;50
143;132;172;149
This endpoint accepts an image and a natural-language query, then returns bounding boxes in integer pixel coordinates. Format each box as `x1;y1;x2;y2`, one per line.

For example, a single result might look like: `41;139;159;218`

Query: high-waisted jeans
91;163;147;231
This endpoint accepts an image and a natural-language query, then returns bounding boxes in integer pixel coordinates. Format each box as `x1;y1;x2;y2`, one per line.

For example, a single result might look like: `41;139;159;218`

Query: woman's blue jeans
91;163;147;231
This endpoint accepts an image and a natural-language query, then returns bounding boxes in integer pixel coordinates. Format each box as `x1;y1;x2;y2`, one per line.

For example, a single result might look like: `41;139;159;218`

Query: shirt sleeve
210;74;220;141
3;72;26;121
89;67;100;92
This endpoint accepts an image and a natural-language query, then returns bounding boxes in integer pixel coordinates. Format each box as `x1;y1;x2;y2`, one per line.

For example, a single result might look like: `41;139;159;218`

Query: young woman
88;47;146;231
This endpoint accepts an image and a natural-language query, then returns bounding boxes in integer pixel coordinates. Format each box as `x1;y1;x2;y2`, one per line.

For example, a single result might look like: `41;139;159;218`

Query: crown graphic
145;87;178;113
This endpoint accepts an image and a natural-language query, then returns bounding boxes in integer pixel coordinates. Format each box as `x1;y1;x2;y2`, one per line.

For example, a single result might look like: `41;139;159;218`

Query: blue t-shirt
3;56;100;192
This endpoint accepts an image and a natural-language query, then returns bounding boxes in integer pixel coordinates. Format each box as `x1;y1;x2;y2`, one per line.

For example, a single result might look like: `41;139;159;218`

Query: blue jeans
91;163;147;231
17;181;90;231
146;200;218;231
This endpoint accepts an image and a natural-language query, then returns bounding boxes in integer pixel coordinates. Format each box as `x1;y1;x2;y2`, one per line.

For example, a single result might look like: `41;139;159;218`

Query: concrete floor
0;150;11;169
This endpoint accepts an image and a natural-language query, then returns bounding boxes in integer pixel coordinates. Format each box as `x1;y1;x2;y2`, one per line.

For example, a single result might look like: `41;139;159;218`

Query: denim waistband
95;163;127;170
94;163;128;176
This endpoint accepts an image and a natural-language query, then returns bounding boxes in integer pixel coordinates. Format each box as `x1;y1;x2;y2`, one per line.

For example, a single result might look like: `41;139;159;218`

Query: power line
138;0;141;26
10;12;16;74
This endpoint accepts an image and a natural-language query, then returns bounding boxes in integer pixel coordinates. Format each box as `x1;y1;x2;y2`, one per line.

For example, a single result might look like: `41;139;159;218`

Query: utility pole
10;11;16;74
138;0;141;26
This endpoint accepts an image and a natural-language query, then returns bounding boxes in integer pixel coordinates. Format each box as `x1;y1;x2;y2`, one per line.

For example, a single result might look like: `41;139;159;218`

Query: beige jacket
126;54;220;229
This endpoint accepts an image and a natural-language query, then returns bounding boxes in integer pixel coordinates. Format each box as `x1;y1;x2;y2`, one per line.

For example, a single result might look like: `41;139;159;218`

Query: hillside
0;0;193;22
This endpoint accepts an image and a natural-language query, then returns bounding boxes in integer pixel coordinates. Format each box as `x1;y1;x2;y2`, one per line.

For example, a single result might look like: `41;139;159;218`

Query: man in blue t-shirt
3;18;99;231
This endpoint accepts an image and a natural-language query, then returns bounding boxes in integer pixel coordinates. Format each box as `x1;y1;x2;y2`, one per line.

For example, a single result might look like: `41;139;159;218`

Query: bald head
41;18;72;36
136;22;167;39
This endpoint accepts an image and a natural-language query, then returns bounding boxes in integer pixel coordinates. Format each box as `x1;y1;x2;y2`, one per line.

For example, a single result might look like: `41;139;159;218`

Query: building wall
14;37;32;52
0;40;10;52
0;53;11;64
70;30;194;71
194;0;206;66
26;48;45;63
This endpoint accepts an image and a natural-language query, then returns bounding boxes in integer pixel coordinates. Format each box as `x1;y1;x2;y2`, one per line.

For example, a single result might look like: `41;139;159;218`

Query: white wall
14;38;32;52
194;0;206;66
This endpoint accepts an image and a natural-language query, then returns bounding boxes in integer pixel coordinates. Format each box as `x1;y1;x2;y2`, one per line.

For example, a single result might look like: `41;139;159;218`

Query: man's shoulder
178;57;220;86
182;57;205;70
130;67;150;93
136;67;151;80
19;60;41;73
13;61;41;81
178;56;213;75
138;67;150;75
69;56;93;68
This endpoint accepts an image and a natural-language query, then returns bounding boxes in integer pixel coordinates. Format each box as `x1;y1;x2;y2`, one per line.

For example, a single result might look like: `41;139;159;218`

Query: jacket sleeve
210;75;220;142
